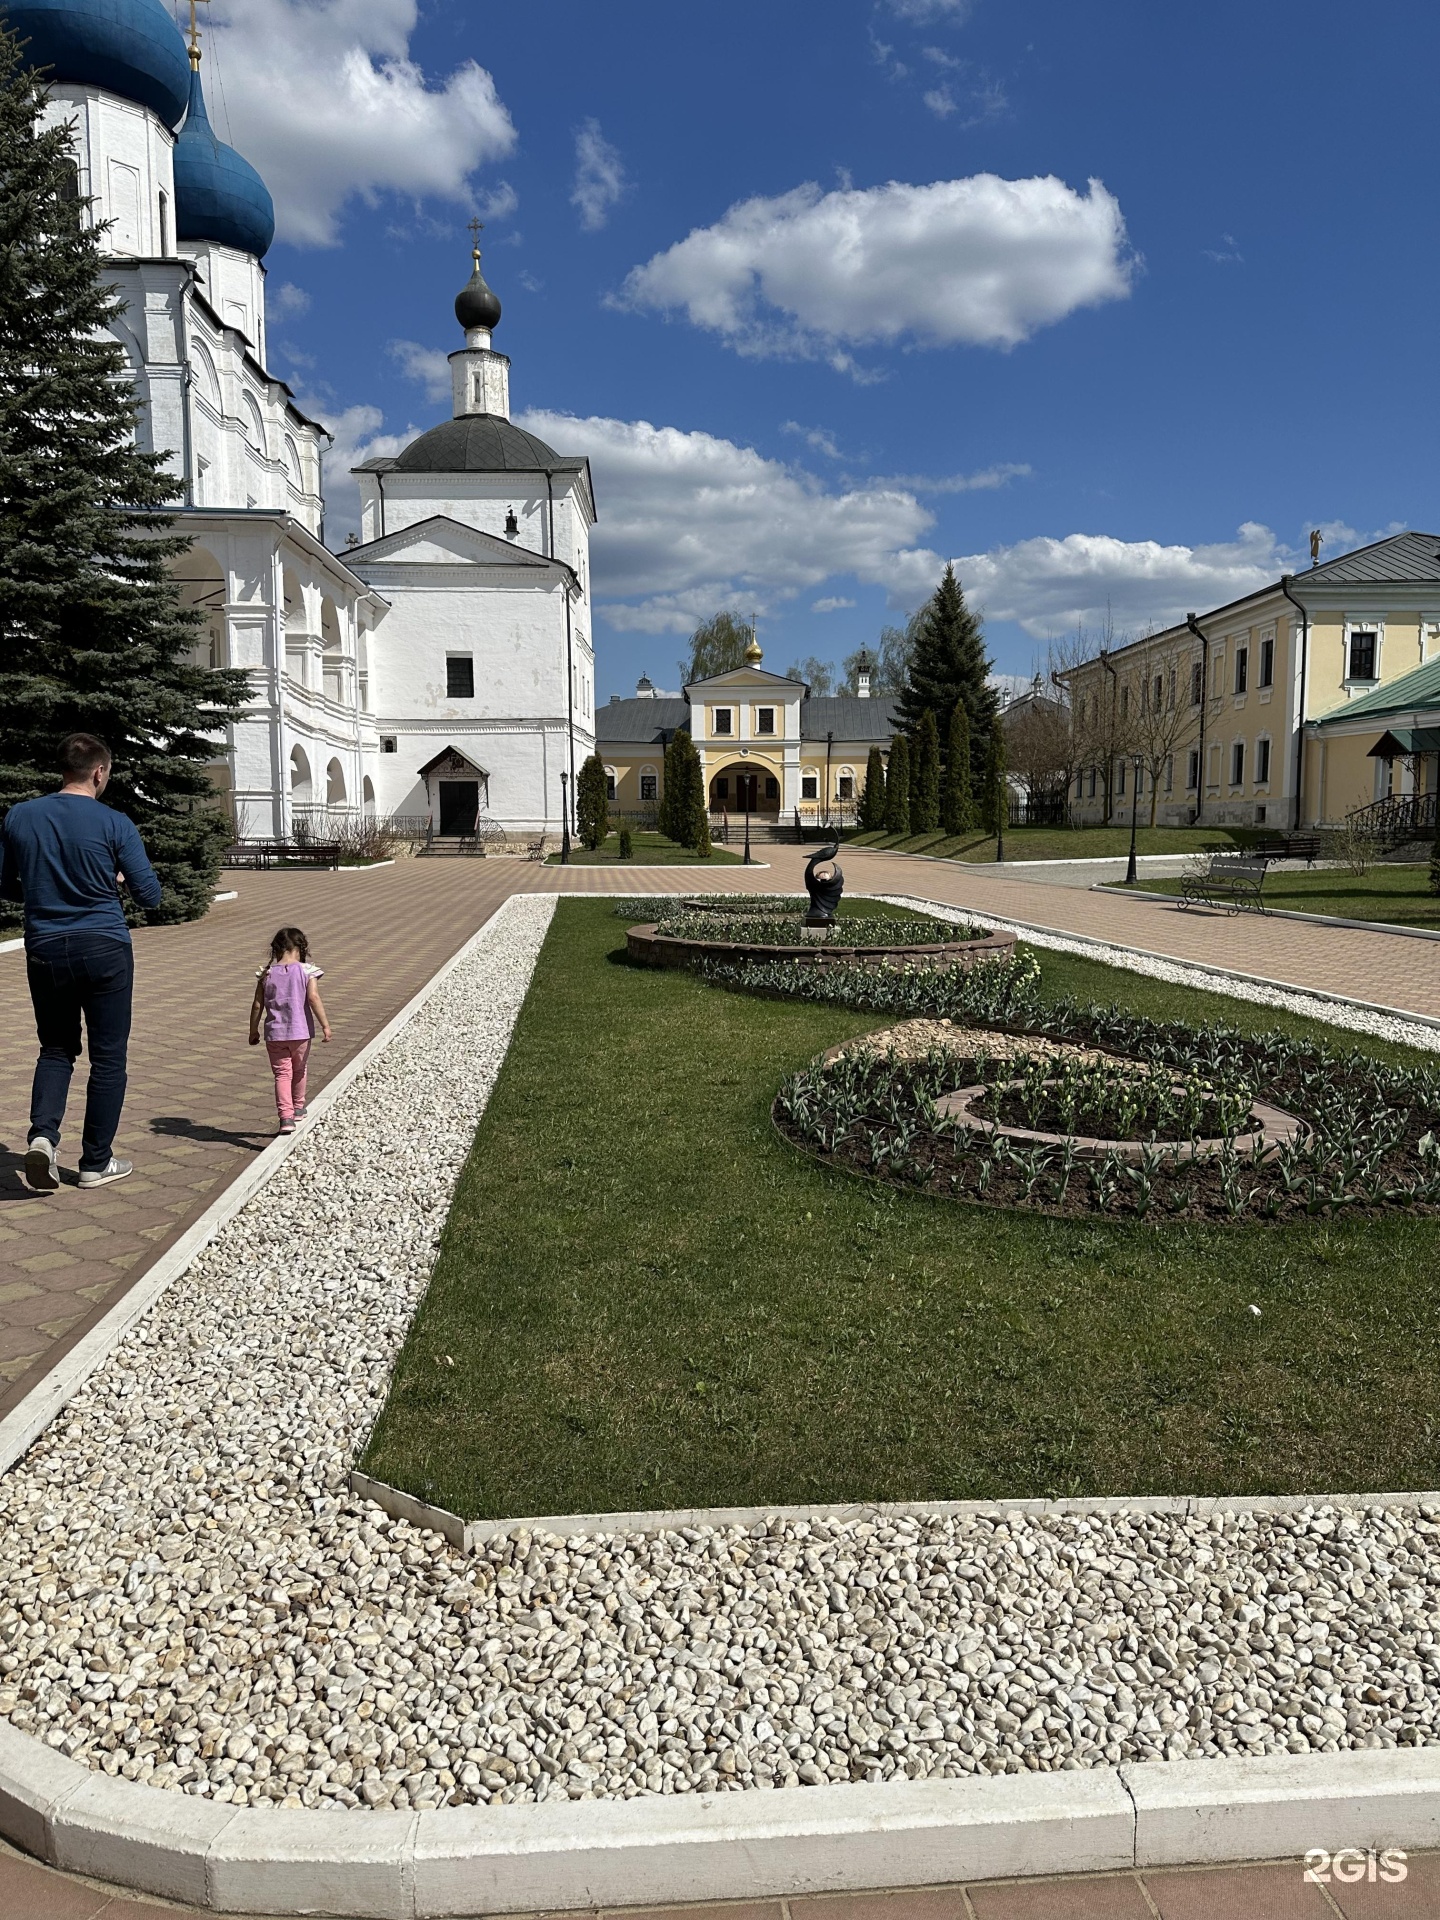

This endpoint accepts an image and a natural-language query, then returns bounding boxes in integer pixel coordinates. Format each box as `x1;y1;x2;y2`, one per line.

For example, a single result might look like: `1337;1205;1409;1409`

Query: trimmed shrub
576;753;609;851
618;824;634;861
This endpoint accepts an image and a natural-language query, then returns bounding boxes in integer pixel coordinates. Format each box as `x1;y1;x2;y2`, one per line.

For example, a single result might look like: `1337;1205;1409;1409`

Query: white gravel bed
5;893;1440;1819
878;893;1440;1053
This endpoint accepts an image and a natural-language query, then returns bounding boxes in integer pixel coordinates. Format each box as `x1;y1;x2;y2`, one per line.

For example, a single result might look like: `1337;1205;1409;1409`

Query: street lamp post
1125;753;1141;884
559;769;571;866
743;791;752;866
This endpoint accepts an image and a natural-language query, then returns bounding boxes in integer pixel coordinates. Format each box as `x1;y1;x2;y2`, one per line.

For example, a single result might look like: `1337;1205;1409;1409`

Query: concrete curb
876;893;1440;1039
1092;881;1440;943
7;1710;1440;1914
0;893;541;1480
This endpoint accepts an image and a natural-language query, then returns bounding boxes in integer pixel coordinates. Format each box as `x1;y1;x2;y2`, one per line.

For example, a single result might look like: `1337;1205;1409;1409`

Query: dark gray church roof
595;698;690;744
358;414;588;477
800;696;901;742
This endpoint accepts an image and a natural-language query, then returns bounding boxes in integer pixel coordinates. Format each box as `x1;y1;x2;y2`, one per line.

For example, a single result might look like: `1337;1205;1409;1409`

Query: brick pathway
1;1834;1434;1918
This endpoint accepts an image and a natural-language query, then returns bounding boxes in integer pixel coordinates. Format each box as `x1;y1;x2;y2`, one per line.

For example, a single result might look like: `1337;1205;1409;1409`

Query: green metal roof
1311;654;1440;727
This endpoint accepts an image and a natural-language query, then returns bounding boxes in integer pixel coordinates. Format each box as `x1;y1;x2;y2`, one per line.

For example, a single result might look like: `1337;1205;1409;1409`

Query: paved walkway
1;1834;1432;1917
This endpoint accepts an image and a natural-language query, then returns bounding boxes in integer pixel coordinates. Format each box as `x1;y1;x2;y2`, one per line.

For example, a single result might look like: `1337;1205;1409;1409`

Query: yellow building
1064;532;1440;830
596;641;899;832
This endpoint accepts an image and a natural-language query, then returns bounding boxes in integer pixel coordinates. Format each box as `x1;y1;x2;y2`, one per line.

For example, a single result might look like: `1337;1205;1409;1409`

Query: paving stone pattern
1;1837;1434;1919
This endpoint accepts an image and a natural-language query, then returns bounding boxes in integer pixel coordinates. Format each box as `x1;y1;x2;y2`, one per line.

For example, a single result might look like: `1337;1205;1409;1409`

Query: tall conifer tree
943;701;974;835
912;709;941;832
860;744;885;829
897;564;997;793
884;734;911;835
0;28;250;920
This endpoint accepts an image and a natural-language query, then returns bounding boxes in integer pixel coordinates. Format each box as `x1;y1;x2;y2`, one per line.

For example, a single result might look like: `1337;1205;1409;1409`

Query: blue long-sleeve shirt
0;793;163;944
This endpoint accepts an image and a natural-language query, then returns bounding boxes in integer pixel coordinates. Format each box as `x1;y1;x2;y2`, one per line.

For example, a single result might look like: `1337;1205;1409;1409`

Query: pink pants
265;1039;310;1121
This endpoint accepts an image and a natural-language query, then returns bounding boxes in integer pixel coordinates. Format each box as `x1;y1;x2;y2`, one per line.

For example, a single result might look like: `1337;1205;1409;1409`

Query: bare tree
1005;680;1073;808
1048;611;1135;823
1113;636;1201;826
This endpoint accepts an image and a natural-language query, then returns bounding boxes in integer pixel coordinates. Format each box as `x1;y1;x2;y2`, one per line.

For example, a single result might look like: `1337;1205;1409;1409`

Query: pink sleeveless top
259;961;322;1042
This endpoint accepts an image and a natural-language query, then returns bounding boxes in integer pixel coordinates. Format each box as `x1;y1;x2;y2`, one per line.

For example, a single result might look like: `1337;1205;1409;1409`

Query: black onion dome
392;415;565;473
455;253;502;332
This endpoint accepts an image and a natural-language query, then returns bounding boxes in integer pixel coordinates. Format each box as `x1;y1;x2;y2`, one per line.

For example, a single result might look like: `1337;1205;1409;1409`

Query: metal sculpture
804;842;844;925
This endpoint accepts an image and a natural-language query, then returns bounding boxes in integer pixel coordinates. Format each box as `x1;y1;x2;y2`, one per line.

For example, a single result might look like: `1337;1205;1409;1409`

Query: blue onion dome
172;65;274;258
455;249;501;333
4;0;192;127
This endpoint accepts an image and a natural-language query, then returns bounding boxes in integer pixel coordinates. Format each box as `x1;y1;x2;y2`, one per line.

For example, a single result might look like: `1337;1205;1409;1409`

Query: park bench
224;840;341;870
526;835;546;861
1250;831;1326;867
1179;857;1268;915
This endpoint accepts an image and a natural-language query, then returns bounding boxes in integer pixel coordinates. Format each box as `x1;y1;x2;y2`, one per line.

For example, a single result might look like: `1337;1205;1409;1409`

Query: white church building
14;0;593;841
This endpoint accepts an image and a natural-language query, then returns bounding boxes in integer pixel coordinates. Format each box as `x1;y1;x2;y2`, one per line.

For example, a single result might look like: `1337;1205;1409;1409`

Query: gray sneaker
78;1157;133;1189
23;1137;60;1193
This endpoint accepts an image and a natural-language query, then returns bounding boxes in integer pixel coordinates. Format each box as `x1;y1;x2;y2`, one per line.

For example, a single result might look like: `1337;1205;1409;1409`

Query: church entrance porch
710;762;781;818
438;781;480;835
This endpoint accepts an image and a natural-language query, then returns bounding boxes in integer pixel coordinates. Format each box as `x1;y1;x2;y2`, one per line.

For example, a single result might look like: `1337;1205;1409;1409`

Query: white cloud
270;281;311;319
619;174;1133;367
781;420;844;459
206;0;516;247
571;119;627;232
952;523;1287;640
876;461;1031;493
307;402;416;541
390;339;452;403
477;181;518;224
813;595;857;613
888;0;974;18
515;408;944;632
924;86;957;118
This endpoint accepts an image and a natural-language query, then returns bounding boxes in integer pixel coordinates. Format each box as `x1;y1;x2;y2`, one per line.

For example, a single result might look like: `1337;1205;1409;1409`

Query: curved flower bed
708;949;1440;1224
624;898;1013;973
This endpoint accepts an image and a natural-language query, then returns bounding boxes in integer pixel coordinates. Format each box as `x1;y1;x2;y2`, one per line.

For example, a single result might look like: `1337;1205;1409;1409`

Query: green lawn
1118;864;1440;930
848;825;1250;863
361;900;1440;1520
546;828;740;866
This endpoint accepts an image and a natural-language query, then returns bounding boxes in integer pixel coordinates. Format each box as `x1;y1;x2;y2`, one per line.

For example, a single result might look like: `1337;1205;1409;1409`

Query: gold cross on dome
468;216;484;265
186;0;210;66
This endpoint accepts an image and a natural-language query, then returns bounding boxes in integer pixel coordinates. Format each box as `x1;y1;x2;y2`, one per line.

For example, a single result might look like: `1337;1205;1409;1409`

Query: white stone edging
6;1717;1440;1915
0;893;538;1480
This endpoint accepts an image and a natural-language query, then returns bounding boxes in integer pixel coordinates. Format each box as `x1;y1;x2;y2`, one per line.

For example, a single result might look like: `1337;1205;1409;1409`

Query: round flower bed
622;897;1014;973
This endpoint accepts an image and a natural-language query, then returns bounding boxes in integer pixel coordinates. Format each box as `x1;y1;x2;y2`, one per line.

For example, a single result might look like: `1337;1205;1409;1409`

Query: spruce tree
897;564;997;794
884;734;911;835
943;700;974;835
0;28;250;921
575;751;609;851
860;745;885;830
912;709;941;832
656;731;683;841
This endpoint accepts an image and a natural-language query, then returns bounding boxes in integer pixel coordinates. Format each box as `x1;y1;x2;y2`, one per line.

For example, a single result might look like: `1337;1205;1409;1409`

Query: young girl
248;927;332;1134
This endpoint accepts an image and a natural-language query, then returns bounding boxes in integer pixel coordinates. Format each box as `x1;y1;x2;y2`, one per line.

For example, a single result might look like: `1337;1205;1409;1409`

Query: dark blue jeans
26;933;134;1173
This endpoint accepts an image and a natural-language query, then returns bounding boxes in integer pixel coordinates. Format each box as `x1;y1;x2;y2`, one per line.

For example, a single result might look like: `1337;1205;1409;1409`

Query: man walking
1;735;162;1192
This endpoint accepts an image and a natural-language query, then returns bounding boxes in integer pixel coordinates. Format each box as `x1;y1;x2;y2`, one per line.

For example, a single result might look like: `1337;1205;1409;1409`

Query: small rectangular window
446;655;475;699
1187;749;1199;791
756;706;775;735
1191;661;1203;706
1164;754;1173;793
764;775;778;799
381;736;397;754
801;773;818;800
1234;647;1248;695
1116;761;1126;797
1256;738;1271;783
1259;637;1274;687
838;774;854;799
640;773;657;802
1231;741;1245;786
1349;631;1378;681
605;772;616;801
713;707;733;735
1088;769;1097;799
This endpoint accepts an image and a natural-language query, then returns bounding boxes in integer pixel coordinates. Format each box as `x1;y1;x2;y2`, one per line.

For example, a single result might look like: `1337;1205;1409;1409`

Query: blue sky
201;0;1437;699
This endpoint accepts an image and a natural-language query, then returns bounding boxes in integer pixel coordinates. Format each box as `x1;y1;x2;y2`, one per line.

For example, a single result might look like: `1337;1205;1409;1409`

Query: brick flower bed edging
625;921;1017;971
